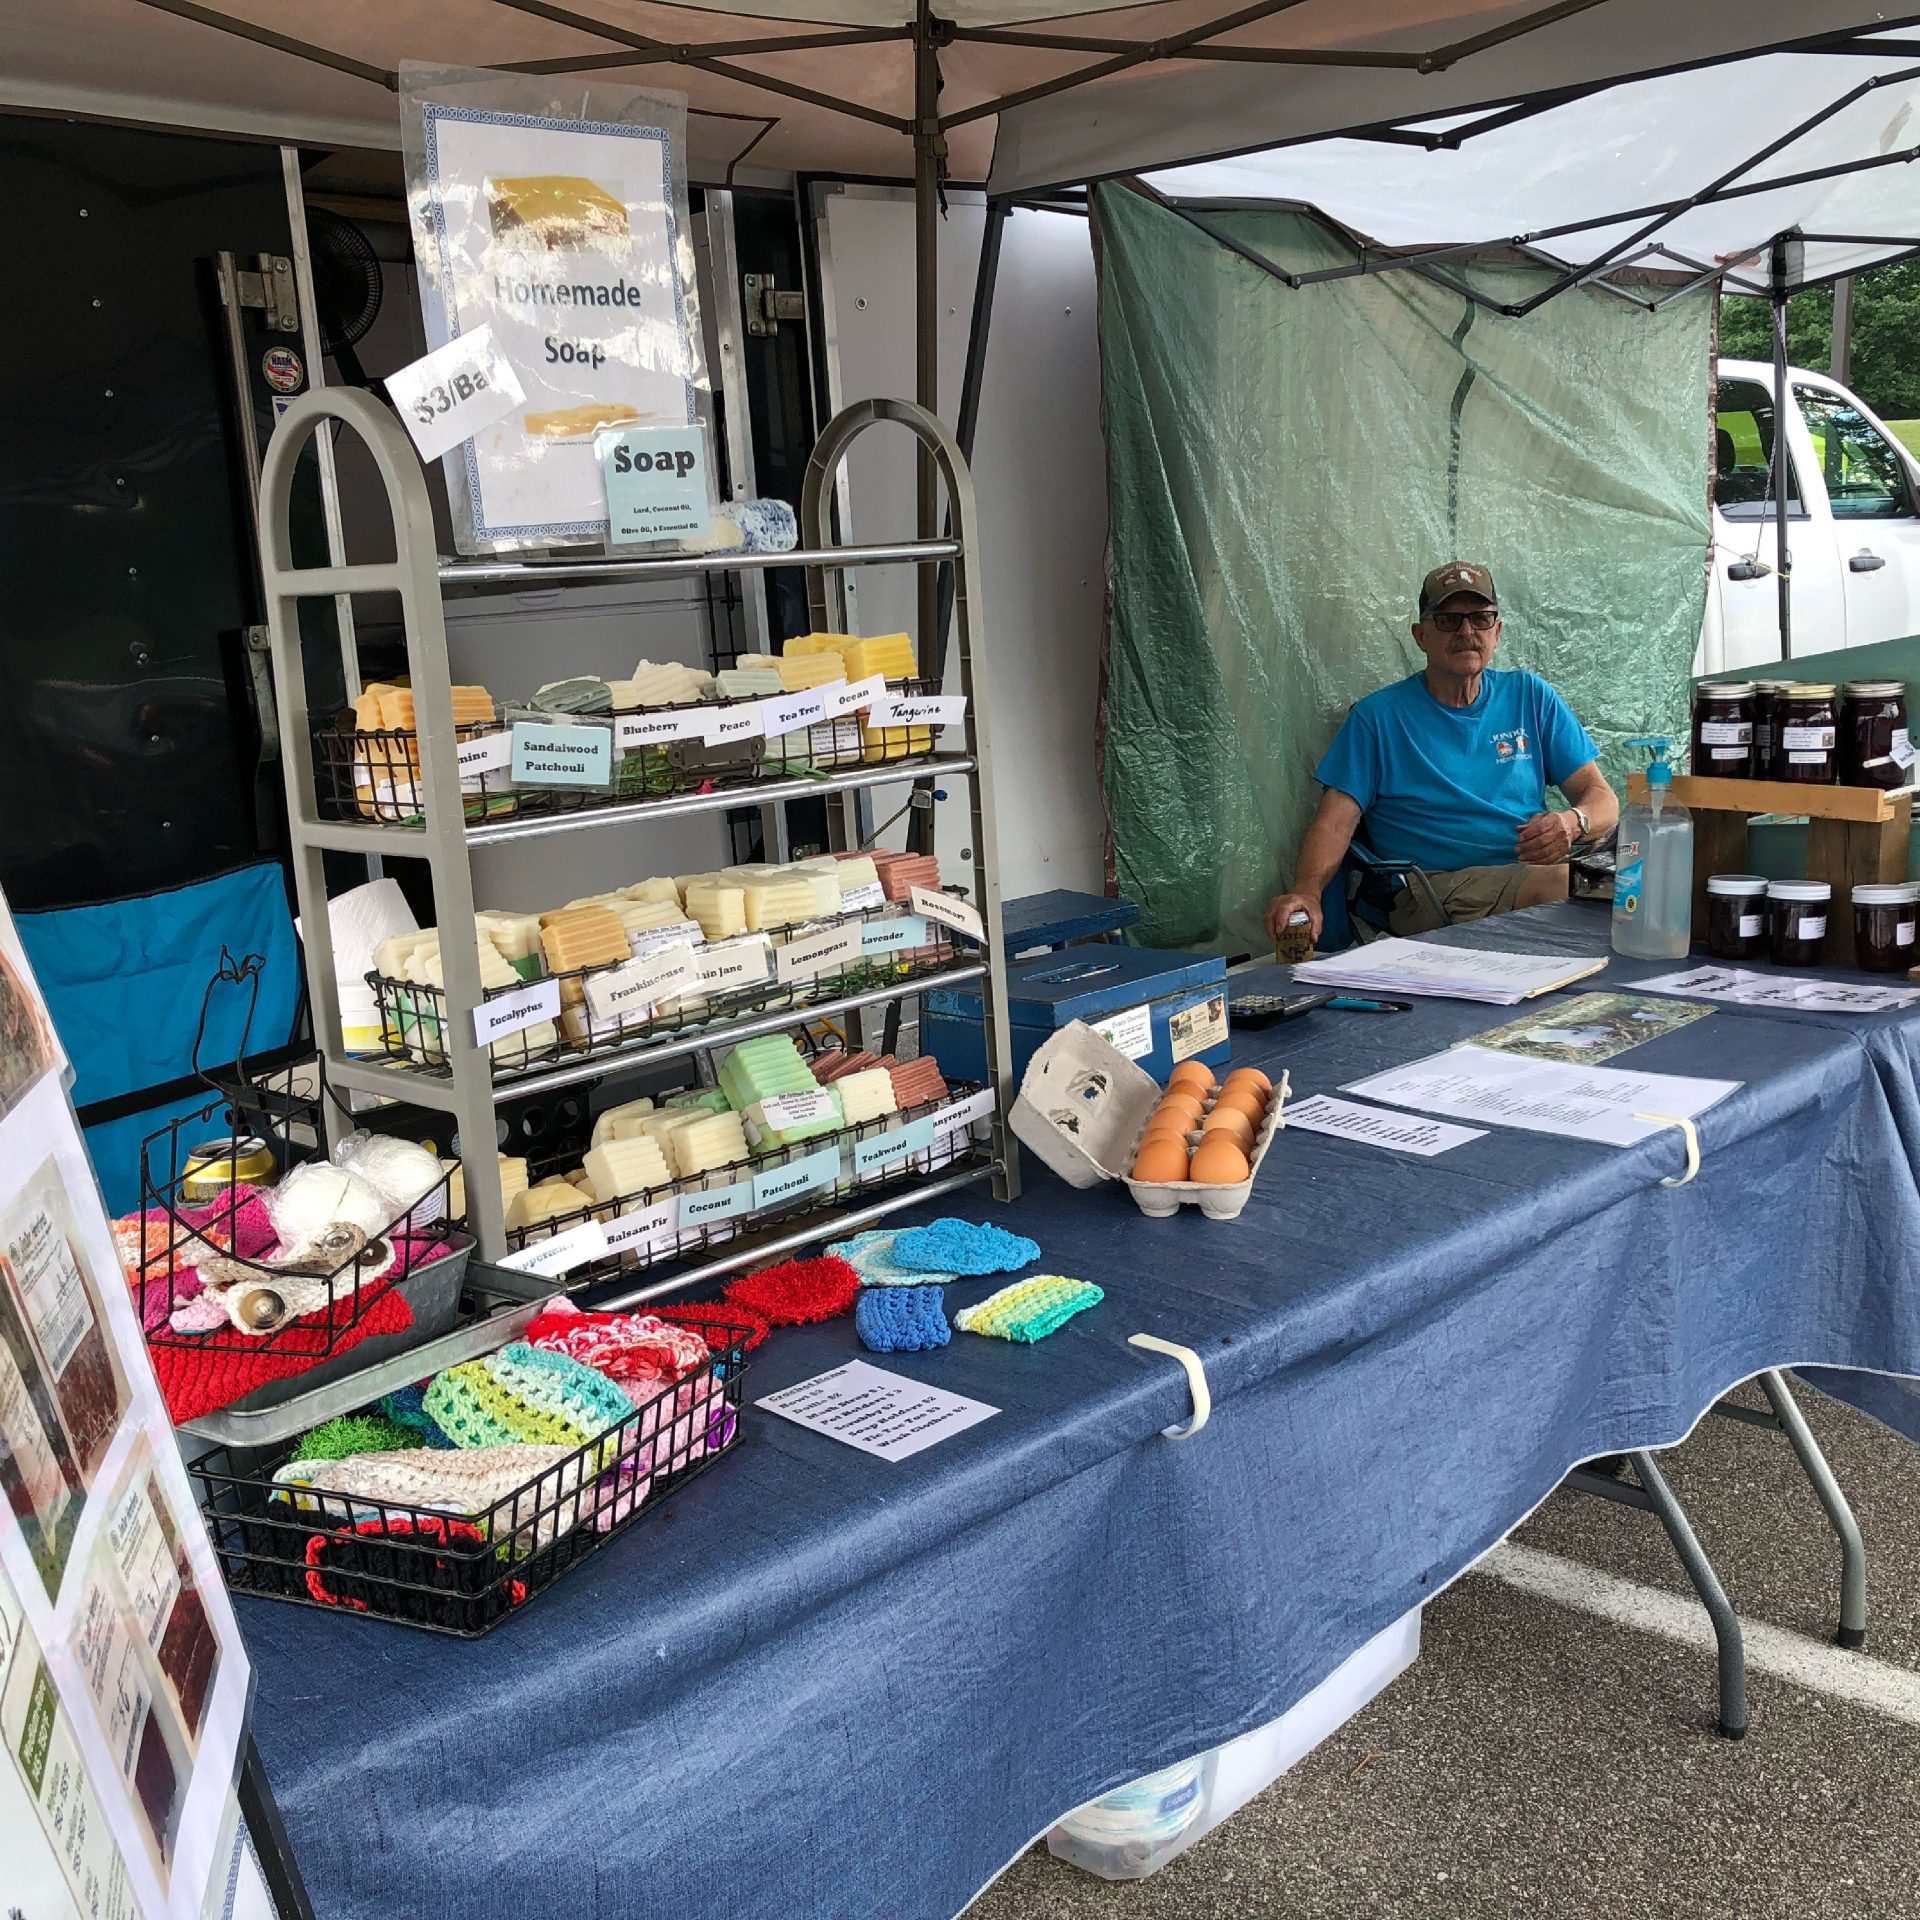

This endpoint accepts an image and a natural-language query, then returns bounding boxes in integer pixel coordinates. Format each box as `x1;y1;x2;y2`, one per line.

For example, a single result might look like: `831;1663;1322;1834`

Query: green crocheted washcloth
423;1342;633;1450
291;1414;424;1462
953;1275;1104;1344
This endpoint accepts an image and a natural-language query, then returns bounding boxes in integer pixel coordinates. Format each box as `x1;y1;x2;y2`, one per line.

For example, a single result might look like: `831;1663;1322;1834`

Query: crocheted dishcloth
891;1218;1040;1277
303;1512;526;1613
422;1342;633;1451
293;1413;422;1463
828;1228;954;1289
273;1443;591;1552
526;1299;711;1383
379;1383;458;1449
856;1286;950;1353
953;1275;1103;1343
652;1302;769;1353
722;1255;859;1327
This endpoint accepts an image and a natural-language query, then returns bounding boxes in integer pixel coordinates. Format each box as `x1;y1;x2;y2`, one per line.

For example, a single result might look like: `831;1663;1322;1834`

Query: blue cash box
921;946;1231;1086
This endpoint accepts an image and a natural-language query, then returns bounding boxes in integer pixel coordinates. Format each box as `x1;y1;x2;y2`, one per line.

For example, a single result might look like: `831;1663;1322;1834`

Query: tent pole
915;1;943;671
1772;235;1794;662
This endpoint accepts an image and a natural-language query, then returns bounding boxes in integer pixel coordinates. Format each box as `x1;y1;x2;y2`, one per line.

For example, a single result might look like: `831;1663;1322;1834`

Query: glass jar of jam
1768;879;1832;965
1706;874;1769;960
1776;685;1838;785
1753;680;1792;780
1691;681;1755;778
1852;882;1920;974
1839;681;1911;789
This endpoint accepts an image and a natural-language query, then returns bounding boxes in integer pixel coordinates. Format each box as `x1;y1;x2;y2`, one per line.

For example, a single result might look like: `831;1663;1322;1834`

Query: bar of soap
620;876;683;907
374;686;496;730
611;899;698;941
670;1111;751;1178
583;1135;672;1203
591;1098;655;1148
414;935;521;992
626;659;713;705
449;1153;528;1220
713;667;782;700
820;853;880;899
836;1068;901;1125
718;1034;816;1113
538;906;632;998
374;931;436;979
731;875;817;933
528;677;613;715
838;634;930;762
776;650;846;691
474;912;544;970
889;1056;950;1110
784;862;844;918
506;1180;584;1232
684;883;748;942
784;633;852;658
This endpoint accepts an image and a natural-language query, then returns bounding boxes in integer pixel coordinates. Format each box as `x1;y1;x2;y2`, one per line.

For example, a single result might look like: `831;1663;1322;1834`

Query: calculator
1228;990;1332;1028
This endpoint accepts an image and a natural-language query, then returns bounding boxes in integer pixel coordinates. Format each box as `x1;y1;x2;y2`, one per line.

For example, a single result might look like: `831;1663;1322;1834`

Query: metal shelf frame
257;385;1019;1267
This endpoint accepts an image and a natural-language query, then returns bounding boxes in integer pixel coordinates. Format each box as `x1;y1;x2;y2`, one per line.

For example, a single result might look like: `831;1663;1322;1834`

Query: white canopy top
0;0;1905;198
1143;43;1920;291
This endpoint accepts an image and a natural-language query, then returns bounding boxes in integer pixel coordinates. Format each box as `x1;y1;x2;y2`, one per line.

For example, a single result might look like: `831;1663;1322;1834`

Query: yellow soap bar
776;651;846;691
539;907;632;996
684;883;747;942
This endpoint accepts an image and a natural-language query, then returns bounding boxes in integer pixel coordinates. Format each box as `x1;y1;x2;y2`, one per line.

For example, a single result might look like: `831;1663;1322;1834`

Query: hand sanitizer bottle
1612;737;1693;959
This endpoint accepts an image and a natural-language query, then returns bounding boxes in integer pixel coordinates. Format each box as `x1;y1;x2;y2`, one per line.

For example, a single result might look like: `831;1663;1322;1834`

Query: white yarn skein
331;1131;448;1231
265;1162;391;1249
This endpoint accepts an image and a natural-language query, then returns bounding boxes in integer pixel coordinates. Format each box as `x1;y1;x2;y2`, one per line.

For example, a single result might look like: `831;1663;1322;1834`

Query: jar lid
1696;680;1755;697
1785;683;1838;697
1768;879;1832;901
1852;882;1920;904
1753;680;1796;693
1707;873;1769;895
1842;681;1906;696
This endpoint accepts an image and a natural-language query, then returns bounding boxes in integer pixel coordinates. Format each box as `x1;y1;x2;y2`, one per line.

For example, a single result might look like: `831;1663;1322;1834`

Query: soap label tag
840;881;887;913
695;934;774;992
702;705;767;747
853;1115;937;1177
931;1088;996;1141
751;1145;841;1211
626;921;703;959
457;731;513;790
388;324;525;463
473;978;560;1047
760;690;831;736
602;1198;676;1258
616;707;710;749
759;1090;840;1129
861;915;931;954
866;691;967;730
775;921;863;984
585;948;701;1026
909;885;985;944
498;1218;608;1278
512;721;613;788
824;674;886;719
678;1181;755;1228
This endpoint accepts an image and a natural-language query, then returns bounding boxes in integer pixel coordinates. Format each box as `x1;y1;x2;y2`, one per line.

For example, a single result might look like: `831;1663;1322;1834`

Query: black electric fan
306;207;382;388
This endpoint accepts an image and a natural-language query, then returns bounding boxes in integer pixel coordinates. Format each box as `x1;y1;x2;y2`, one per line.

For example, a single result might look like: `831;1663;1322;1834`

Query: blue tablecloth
239;902;1920;1920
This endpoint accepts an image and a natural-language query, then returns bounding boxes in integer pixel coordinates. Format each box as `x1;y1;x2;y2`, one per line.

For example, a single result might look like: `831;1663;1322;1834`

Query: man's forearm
1292;816;1353;898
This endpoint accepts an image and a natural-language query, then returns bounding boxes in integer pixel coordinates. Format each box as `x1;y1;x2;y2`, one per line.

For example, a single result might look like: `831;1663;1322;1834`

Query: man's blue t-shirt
1313;669;1599;872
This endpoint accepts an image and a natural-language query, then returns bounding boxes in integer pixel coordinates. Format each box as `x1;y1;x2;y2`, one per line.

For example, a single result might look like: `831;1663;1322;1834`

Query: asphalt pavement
969;1377;1920;1920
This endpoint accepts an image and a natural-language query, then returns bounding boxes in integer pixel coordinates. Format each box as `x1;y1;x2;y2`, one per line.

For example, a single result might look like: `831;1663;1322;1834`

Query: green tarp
1093;182;1712;953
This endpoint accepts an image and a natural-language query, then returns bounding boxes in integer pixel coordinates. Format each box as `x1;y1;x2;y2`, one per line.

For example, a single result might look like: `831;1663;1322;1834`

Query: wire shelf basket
369;900;965;1083
130;1091;464;1359
188;1321;754;1635
313;676;952;827
486;1080;992;1286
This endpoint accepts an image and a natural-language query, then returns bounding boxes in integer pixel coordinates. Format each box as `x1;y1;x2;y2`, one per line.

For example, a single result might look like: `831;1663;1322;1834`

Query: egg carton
1008;1021;1290;1222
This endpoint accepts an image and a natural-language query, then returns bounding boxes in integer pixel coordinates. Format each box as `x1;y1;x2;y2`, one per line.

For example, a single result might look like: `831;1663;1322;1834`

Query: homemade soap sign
401;66;702;552
599;424;712;545
0;891;253;1920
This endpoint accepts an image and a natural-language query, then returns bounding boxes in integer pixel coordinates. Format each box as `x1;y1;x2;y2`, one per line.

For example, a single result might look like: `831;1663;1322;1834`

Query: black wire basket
187;1321;754;1635
312;675;952;827
130;1092;463;1359
484;1078;993;1286
371;898;964;1083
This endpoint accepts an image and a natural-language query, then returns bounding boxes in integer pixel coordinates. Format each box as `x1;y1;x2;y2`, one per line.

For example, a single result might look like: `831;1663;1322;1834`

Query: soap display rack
316;675;955;828
258;389;1019;1269
489;1080;992;1289
370;900;966;1083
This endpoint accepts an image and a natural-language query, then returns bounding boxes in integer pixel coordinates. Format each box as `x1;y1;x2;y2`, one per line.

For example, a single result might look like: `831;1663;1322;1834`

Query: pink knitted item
525;1299;711;1384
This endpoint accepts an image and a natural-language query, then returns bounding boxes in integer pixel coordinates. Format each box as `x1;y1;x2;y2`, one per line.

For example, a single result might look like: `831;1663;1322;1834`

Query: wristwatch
1567;804;1591;843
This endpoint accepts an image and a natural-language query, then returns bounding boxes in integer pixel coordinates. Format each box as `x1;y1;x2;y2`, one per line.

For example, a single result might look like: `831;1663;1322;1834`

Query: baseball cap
1419;561;1498;613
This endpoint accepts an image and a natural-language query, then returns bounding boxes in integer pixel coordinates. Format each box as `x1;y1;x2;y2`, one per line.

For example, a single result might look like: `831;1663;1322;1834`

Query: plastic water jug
1048;1757;1211;1879
1612;737;1693;960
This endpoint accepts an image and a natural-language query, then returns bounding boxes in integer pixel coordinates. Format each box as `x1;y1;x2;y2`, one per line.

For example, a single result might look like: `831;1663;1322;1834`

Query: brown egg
1189;1135;1251;1184
1131;1135;1192;1183
1156;1090;1205;1124
1213;1085;1268;1127
1139;1116;1194;1149
1224;1067;1271;1097
1168;1061;1217;1095
1200;1105;1254;1148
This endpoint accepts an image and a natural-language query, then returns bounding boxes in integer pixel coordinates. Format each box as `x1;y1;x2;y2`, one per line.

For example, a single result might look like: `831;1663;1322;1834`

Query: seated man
1265;561;1618;944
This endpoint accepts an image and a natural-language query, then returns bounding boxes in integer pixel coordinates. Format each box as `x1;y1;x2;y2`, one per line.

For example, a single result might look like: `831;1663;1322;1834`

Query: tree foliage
1719;259;1920;420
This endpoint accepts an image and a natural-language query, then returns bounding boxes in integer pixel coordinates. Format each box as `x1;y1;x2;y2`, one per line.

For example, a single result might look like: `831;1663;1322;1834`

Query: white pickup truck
1702;359;1920;674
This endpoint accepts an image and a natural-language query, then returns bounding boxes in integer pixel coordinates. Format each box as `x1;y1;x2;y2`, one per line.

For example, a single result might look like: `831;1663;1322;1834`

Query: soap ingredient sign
600;424;712;544
401;65;701;551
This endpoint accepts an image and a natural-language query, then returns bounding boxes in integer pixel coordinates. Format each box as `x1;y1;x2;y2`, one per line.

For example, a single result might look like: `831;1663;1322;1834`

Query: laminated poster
1464;991;1713;1066
0;892;252;1920
401;63;704;552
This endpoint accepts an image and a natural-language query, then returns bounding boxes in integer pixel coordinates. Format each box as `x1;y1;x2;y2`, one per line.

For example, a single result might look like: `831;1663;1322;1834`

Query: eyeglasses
1428;609;1499;633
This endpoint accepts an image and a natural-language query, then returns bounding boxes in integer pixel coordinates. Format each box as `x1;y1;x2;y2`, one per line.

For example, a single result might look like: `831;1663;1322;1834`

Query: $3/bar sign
473;977;561;1047
386;324;526;464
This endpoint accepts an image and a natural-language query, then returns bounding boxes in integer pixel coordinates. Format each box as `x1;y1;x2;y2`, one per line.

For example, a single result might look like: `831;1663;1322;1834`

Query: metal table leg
1759;1369;1868;1649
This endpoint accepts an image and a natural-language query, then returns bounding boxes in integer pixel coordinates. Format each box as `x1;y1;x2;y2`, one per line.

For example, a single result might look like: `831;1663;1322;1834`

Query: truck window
1716;378;1802;520
1794;386;1910;520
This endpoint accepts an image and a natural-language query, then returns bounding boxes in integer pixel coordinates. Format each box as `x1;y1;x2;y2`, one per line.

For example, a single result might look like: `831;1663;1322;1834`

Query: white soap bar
835;1068;900;1125
583;1135;671;1202
590;1097;656;1148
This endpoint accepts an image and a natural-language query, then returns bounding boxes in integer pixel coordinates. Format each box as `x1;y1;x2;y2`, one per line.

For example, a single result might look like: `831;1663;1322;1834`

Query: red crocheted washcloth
652;1302;770;1352
723;1255;860;1328
153;1284;414;1424
525;1301;711;1382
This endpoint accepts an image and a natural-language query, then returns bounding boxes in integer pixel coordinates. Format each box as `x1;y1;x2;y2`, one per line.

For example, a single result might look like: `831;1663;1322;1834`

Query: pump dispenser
1612;737;1693;959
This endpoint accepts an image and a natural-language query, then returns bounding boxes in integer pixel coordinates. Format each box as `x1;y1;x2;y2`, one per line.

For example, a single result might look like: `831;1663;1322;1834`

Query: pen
1325;996;1413;1014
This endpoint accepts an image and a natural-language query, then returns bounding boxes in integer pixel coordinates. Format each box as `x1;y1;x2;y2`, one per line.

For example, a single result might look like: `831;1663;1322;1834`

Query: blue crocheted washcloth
379;1384;458;1450
891;1218;1040;1277
829;1228;954;1288
856;1286;951;1353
